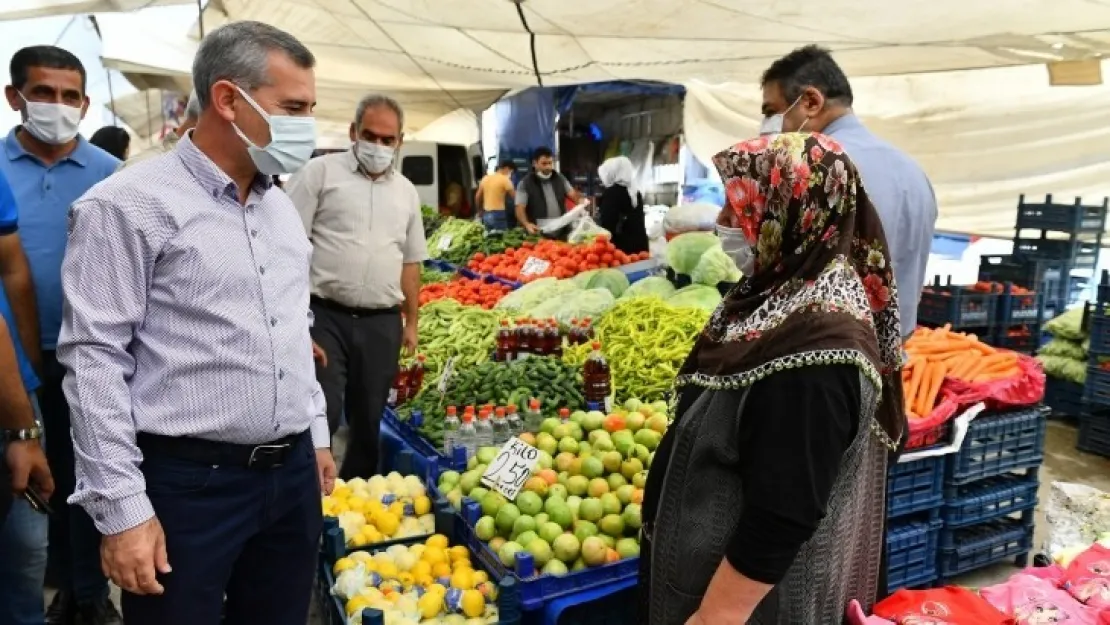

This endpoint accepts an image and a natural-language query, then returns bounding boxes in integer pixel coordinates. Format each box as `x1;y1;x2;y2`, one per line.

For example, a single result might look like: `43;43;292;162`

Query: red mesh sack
942;354;1046;411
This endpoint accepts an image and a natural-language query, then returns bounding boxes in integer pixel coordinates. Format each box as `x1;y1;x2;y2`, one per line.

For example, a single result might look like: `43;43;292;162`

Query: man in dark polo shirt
513;146;582;236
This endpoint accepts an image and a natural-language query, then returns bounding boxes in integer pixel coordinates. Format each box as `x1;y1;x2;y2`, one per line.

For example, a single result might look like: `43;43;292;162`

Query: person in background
595;155;648;255
0;168;53;625
640;134;904;625
1;44;121;625
57;21;334;625
475;159;516;230
286;93;426;480
759;45;936;340
514;146;582;237
118;90;200;171
88;126;130;161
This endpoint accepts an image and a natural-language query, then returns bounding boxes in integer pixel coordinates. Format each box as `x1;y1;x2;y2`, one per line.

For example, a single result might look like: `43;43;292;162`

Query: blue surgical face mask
231;86;316;175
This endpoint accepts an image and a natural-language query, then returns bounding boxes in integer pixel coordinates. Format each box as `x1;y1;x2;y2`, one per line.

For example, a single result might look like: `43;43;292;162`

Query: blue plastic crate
1084;366;1110;407
937;518;1033;581
918;279;998;329
458;500;640;611
885;517;941;593
317;515;525;625
945;407;1048;485
1013;236;1101;270
379;422;441;486
1014;194;1109;235
1090;315;1110;356
1078;410;1110;458
988;328;1041;354
524;578;638;625
942;474;1039;528
384;408;468;475
886;456;944;519
1044;377;1085;418
978;254;1067;303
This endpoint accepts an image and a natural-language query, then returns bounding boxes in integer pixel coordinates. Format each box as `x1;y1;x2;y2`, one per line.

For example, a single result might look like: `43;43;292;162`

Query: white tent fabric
0;0;190;21
683;63;1110;239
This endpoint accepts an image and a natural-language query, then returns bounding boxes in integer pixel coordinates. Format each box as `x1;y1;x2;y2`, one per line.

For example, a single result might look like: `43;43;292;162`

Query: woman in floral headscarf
639;133;905;625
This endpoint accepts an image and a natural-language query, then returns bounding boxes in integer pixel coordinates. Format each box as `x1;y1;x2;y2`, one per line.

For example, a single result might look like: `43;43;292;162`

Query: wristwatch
2;425;43;442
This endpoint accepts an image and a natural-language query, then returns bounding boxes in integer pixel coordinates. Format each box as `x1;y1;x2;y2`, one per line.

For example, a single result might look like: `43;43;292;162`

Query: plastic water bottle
475;408;494;448
505;403;524;438
491;407;510;446
456;413;478;460
442;406;460;454
524;398;544;434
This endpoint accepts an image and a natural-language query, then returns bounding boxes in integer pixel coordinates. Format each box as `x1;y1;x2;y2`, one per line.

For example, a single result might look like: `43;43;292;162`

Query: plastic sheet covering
1044;482;1110;560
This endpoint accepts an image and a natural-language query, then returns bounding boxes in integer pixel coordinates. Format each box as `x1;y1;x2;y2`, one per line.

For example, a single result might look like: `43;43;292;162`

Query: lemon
345;595;371;616
332;501;350;515
450;568;475;591
360;525;383;545
375;512;400;537
410;560;432;579
417;591;442;619
460;589;485;618
422;547;447;567
332;557;356;574
332;484;352;499
397;572;415;589
346;496;368;514
388;501;406;519
413;495;432;516
447;545;469;562
414;572;434;587
451;559;472;571
348;532;368;548
365;499;385;517
426;534;449;550
431;562;452;579
471;570;488;585
376;560;399;580
427;583;448;597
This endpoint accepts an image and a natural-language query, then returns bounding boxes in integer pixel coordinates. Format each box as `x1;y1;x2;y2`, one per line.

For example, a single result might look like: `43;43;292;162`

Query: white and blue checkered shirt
59;132;328;535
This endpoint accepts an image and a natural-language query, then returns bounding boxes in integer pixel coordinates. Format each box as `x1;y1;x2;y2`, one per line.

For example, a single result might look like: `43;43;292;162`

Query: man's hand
315;448;336;495
312;342;327;368
6;439;54;499
101;516;171;596
402;323;418;356
524;222;539;235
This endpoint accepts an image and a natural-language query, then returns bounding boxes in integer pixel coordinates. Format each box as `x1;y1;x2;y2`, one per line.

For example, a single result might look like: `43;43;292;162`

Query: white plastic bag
539;203;587;234
567;214;611;244
663;201;721;236
1044;481;1110;560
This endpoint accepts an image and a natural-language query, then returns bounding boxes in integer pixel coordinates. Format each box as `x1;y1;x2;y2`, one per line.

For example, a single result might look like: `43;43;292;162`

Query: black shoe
45;591;77;625
77;597;123;625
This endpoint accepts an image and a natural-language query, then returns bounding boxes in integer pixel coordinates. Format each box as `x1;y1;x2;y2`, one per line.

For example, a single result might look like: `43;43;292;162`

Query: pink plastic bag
982;574;1099;624
847;599;896;625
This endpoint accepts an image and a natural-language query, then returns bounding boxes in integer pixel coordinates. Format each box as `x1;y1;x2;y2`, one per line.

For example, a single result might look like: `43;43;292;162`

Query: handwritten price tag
437;235;453;252
520;257;551;277
480;437;541;501
437;356;457;394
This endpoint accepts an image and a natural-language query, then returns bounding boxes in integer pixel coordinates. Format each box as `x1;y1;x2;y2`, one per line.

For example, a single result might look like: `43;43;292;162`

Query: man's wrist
88;491;156;536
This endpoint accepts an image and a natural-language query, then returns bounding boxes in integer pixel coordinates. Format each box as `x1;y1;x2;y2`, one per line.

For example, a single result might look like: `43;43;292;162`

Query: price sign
437;356;457;394
480;437;541;500
437;235;453;252
520;257;551;277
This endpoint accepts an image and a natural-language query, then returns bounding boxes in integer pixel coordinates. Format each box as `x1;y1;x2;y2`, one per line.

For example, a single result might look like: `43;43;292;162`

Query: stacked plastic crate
884;455;945;592
934;406;1048;585
1079;274;1110;457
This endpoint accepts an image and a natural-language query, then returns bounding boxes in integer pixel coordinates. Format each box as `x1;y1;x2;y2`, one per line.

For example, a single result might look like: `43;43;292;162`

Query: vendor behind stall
514;146;581;238
595;156;648;255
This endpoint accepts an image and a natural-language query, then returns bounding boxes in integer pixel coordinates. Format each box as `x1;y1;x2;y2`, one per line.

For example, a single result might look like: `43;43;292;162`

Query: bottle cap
446;406;457;416
507;403;517;412
417;354;426;363
529;398;540;409
591;341;601;350
559;408;570;417
462;414;473;423
495;407;506;417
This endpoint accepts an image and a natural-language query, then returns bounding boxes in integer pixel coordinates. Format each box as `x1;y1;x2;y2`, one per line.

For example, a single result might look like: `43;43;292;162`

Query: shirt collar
822;113;863;137
4;126;90;167
175;130;272;202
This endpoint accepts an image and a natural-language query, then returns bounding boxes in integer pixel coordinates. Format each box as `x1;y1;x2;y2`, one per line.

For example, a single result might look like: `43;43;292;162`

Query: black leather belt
136;431;306;469
310;296;400;318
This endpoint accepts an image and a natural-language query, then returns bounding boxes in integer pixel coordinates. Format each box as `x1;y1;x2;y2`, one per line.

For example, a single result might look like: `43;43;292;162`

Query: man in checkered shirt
57;21;335;625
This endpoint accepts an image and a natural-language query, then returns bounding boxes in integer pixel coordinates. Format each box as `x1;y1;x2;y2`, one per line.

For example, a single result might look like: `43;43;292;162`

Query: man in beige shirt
475;159;516;230
286;93;427;479
116;90;200;172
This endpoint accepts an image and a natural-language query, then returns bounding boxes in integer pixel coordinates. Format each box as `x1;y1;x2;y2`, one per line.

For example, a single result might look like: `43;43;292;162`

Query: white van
397;141;484;214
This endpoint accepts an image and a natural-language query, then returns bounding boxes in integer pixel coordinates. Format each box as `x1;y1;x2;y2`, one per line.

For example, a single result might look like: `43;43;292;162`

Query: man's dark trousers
121;433;322;624
41;350;109;603
309;298;402;480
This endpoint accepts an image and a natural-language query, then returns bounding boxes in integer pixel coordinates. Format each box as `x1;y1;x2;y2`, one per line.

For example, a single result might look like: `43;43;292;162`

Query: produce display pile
473;228;541;258
330;534;501;622
562;297;711;402
415;300;506;389
903;326;1021;418
418;277;514;309
1037;307;1107;384
665;232;743;285
421;204;445;238
468;237;649;283
322;472;435;548
420;265;456;285
437;398;670;577
402;358;584;448
428;218;486;265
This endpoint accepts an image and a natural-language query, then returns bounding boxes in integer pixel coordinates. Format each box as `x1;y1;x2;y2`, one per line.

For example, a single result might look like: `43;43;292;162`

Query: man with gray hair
116;90;201;171
57;20;334;625
287;93;427;479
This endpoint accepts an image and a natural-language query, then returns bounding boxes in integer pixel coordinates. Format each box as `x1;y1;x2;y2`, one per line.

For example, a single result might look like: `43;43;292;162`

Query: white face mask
231;86;316;176
19;93;81;145
356;141;395;174
717;223;755;276
536;170;552;180
759;95;806;136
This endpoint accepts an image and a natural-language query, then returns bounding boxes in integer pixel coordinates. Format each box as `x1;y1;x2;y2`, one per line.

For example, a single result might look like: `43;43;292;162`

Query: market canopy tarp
0;0;190;21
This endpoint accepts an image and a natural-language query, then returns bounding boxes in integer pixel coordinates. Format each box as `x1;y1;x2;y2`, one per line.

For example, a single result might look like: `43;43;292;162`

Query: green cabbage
1038;338;1086;361
1044;307;1085;340
622;276;676;300
554;288;617;325
572;270;599;288
583;269;631;298
665;232;720;275
496;278;580;311
690;244;741;286
667;284;722;312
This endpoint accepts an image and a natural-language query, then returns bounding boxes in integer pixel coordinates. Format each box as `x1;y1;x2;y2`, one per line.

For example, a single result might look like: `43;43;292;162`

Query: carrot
904;358;926;413
918;362;948;416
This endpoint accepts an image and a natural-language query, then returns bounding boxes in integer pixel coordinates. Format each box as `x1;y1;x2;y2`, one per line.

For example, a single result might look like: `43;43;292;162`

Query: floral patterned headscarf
676;132;904;450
